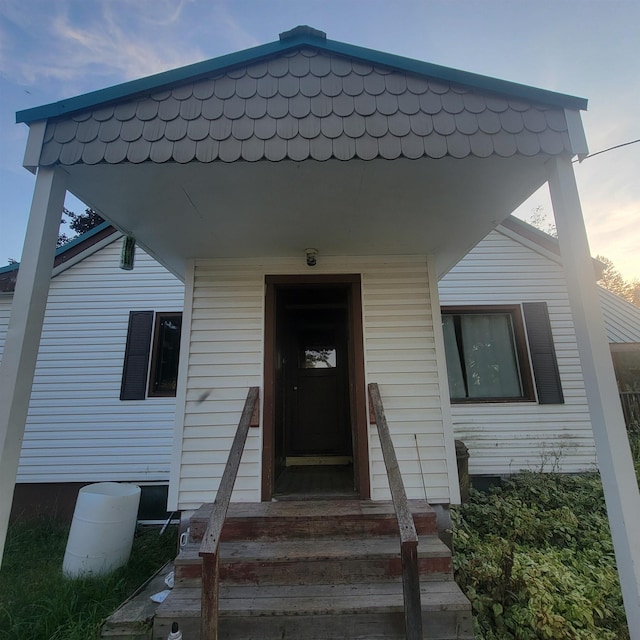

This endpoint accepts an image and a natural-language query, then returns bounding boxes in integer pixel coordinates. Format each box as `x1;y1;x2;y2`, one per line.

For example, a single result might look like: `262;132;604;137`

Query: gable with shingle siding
39;48;571;167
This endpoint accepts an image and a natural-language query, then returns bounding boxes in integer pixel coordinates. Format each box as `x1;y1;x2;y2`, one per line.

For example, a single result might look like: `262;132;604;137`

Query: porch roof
16;26;586;125
15;27;589;280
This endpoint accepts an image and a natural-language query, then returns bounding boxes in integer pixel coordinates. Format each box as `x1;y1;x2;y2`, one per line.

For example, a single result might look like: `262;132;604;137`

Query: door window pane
303;347;336;369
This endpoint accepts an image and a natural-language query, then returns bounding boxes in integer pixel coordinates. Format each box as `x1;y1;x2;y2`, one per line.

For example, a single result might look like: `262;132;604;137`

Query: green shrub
452;473;628;639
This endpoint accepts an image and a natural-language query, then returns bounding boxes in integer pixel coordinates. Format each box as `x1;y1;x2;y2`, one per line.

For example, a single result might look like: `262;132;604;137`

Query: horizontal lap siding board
174;256;453;509
177;262;264;510
439;229;596;475
361;258;450;504
0;296;11;357
11;240;184;483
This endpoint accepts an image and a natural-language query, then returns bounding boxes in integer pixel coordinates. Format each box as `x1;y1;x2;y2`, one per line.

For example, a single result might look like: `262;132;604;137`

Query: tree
527;205;557;237
597;255;640;308
57;207;104;247
527;207;639;308
5;207;105;265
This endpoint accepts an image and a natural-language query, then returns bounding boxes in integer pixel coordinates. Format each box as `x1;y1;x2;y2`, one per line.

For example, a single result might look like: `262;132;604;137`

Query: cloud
1;0;207;91
139;0;194;27
212;3;261;51
51;12;202;81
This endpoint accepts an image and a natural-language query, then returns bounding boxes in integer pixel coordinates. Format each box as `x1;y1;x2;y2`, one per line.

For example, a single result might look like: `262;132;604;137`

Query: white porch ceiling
64;153;548;280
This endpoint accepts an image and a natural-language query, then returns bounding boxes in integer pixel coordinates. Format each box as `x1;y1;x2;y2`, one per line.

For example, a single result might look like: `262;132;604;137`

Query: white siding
173;261;264;509
6;225;624;495
173;256;453;510
439;230;597;476
362;258;450;503
6;239;184;483
0;295;11;358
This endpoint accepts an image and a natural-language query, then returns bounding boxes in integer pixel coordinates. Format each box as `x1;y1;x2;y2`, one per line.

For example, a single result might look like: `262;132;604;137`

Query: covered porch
2;25;639;638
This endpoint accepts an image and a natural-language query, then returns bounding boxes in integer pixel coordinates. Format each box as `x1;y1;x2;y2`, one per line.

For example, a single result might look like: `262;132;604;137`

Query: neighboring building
599;285;640;428
3;216;637;517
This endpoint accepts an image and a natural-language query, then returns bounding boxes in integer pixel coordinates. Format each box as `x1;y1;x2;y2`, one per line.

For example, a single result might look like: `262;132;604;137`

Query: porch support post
548;155;640;637
0;166;67;564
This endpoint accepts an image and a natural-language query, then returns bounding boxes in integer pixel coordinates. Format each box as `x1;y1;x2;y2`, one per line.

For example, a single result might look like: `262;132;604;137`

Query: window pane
461;314;522;398
442;310;526;401
303;347;336;368
612;351;640;392
442;315;466;399
150;314;182;396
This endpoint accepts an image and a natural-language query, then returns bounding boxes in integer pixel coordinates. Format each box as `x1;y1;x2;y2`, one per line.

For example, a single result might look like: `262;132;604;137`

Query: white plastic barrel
62;482;141;577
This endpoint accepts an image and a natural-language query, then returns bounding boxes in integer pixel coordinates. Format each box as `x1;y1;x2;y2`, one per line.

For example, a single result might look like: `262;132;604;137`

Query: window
148;313;182;397
443;306;533;402
120;311;182;400
442;303;563;404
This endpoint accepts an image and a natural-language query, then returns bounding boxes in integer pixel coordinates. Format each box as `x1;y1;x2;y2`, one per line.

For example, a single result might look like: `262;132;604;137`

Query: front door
262;276;370;500
284;297;351;460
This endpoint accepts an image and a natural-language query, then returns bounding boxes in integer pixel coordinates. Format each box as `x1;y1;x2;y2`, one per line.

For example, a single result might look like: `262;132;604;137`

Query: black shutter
120;311;154;400
523;302;564;404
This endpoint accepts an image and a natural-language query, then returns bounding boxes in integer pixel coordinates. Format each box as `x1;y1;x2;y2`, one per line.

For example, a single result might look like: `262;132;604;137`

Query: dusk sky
1;0;638;279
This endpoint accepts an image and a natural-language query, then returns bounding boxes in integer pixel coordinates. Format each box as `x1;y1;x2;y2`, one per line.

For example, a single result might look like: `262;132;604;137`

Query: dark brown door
263;275;370;501
284;306;351;457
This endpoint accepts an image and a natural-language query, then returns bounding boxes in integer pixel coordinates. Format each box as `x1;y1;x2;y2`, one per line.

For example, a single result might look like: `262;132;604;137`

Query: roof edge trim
0;221;115;275
500;215;605;278
16;32;587;124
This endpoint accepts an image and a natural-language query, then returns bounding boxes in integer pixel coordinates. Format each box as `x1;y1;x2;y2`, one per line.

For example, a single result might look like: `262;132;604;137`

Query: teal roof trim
16;32;587;124
54;220;113;252
0;221;113;274
0;263;18;274
321;38;587;111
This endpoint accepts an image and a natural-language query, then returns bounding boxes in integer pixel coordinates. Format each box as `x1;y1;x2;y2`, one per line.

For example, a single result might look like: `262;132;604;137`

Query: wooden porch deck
153;499;473;639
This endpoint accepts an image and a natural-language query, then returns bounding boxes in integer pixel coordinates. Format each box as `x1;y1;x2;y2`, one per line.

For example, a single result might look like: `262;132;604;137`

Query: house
0;223;184;521
4;215;640;520
2;26;638;638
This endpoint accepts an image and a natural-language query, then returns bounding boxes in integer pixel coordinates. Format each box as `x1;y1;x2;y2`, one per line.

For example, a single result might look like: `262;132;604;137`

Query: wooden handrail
199;386;259;640
368;383;422;640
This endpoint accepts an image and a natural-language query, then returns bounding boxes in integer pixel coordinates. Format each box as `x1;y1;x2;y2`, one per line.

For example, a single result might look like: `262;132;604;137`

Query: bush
452;472;628;639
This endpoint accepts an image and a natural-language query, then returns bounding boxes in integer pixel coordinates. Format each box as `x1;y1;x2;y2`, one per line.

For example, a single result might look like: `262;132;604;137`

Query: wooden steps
189;499;440;541
175;536;453;586
101;561;173;639
153;500;473;639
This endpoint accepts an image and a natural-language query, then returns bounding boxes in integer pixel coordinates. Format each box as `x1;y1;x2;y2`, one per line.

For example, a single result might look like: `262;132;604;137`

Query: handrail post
368;383;423;640
199;386;259;640
401;540;422;640
201;551;219;638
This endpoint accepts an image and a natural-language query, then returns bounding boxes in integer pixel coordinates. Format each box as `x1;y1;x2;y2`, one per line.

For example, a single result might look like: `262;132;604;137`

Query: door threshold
272;492;358;502
286;456;353;467
274;464;356;499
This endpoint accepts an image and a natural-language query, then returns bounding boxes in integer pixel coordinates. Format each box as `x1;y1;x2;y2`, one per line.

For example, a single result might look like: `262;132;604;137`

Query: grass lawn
0;519;177;640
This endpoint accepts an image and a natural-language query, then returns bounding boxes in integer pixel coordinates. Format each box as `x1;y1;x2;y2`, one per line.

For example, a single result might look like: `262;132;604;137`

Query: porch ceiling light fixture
305;248;318;267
